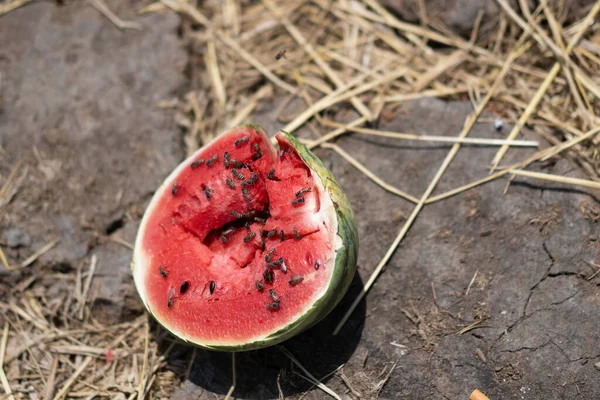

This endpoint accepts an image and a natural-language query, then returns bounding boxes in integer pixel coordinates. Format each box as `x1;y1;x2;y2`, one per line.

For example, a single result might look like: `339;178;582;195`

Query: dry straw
1;0;600;398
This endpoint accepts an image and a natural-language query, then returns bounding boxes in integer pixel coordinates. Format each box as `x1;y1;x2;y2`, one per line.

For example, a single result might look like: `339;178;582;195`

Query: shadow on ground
150;271;366;399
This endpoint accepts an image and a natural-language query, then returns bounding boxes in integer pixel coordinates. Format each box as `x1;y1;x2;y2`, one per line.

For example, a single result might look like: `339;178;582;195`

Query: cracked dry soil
1;2;600;399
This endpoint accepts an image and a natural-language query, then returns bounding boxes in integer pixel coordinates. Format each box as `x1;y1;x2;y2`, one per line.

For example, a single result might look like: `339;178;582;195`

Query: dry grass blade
358;0;463;50
371;361;396;396
320;142;419;203
457;319;486;335
297;365;343;400
411;50;466;92
284;67;407;133
54;357;93;399
78;255;98;319
490;65;559;171
490;0;600;170
465;269;479;296
340;368;362;398
137;318;150;400
333;118;468;334
109;236;134;250
324;122;539;147
160;0;297;94
279;346;341;400
428;125;600;204
0;238;59;271
510;170;600;190
0;0;32;16
88;0;143;30
541;126;600;161
205;30;227;107
217;33;297;94
425;154;548;204
227;84;272;129
495;0;546;49
0;160;27;214
307;116;369;149
0;323;15;400
224;353;236;400
262;0;372;121
586;261;600;281
384;86;471;103
43;356;59;400
138;2;166;15
333;39;525;334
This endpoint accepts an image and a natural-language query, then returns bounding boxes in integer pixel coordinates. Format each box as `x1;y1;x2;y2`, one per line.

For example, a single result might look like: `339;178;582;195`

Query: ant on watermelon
159;266;168;277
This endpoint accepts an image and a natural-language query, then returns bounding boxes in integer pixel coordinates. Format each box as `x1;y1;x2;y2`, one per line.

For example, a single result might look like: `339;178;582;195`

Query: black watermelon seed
315;260;320;270
289;275;304;286
159;266;167;277
255;280;264;292
209;281;215;294
180;281;189;294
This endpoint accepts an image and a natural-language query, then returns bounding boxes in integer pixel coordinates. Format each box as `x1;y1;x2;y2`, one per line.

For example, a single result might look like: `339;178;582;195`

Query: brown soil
1;1;599;399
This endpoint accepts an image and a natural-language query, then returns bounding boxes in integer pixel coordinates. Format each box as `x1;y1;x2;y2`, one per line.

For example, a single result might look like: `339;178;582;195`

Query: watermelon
132;125;358;351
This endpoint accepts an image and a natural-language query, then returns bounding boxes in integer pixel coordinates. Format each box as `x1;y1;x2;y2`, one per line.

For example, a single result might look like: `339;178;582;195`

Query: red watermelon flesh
133;125;356;350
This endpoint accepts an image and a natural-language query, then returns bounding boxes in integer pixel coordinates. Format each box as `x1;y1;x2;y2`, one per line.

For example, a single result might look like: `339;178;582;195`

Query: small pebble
494;118;503;131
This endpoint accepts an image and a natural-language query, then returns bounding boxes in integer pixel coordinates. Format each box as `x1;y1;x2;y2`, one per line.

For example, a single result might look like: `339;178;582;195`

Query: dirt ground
1;1;600;399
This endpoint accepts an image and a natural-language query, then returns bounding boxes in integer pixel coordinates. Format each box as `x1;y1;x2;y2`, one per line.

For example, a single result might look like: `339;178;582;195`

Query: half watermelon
132;125;358;351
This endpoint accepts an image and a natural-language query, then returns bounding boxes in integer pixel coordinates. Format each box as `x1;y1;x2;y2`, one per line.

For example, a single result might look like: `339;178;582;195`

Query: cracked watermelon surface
132;125;358;351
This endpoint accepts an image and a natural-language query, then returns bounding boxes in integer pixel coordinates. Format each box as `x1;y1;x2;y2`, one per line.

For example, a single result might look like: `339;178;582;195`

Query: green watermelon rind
132;126;358;352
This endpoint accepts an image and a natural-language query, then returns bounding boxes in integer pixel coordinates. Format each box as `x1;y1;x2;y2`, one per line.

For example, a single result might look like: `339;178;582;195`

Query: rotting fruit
132;124;358;351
